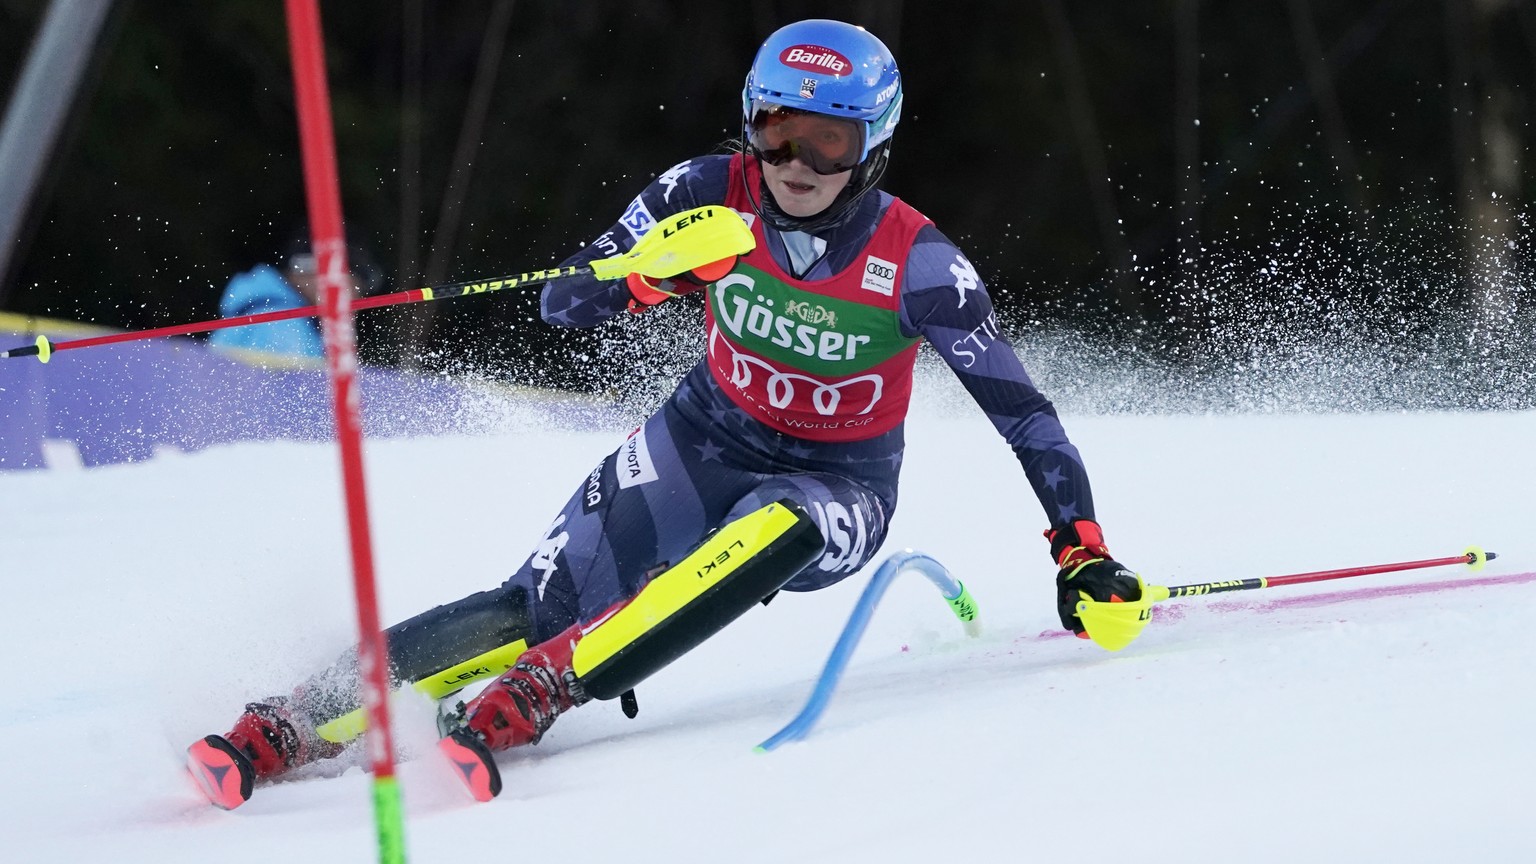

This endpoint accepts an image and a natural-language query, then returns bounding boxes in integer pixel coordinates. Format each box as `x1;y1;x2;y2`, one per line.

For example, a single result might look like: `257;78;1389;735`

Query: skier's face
761;156;854;218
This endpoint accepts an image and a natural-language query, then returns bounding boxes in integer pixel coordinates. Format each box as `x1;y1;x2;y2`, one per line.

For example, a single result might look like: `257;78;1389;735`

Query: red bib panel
706;155;930;442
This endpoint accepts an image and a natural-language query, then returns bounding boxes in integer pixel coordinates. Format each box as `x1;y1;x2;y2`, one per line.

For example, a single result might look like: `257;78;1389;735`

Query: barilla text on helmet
779;45;851;75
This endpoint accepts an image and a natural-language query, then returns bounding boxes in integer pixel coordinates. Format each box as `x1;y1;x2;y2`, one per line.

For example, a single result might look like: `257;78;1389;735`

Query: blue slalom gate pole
756;550;980;752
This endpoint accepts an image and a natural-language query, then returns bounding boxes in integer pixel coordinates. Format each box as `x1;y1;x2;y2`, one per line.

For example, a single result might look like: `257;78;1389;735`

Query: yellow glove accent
1060;549;1104;581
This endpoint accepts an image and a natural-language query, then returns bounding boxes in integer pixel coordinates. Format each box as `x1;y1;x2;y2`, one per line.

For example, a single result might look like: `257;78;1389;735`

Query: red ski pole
0;205;751;364
0;265;585;363
1158;547;1498;598
1076;547;1498;651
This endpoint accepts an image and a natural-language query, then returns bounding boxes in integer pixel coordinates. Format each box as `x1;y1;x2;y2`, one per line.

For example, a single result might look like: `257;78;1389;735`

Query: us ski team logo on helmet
780;45;850;75
800;78;817;99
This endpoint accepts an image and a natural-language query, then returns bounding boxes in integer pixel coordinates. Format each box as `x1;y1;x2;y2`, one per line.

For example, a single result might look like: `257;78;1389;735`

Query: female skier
189;18;1139;808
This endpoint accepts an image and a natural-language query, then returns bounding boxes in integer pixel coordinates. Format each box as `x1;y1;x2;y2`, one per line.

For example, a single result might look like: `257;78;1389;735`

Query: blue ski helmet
741;20;903;230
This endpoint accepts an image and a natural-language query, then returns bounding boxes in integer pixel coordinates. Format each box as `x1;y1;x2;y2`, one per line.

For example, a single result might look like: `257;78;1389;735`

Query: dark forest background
2;0;1533;402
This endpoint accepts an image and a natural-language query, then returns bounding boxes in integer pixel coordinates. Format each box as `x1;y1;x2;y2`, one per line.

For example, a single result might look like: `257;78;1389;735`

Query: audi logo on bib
861;255;899;296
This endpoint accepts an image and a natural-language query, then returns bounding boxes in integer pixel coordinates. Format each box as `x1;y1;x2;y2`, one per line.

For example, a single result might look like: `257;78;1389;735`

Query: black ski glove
1045;519;1141;636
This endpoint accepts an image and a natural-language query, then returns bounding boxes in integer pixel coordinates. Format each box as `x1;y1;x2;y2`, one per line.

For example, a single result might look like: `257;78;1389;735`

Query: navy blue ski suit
502;154;1099;644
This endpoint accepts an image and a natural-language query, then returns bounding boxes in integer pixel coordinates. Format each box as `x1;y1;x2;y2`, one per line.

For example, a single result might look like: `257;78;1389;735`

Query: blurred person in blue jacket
209;236;383;358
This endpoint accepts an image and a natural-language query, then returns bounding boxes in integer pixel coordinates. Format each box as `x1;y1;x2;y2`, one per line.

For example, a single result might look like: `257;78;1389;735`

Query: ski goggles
746;101;865;175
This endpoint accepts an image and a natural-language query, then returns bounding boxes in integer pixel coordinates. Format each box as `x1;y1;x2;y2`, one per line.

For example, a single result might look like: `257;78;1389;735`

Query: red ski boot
187;698;343;809
439;626;588;801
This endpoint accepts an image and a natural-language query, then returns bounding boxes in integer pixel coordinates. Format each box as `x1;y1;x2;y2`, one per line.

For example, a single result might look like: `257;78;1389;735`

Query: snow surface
2;387;1534;863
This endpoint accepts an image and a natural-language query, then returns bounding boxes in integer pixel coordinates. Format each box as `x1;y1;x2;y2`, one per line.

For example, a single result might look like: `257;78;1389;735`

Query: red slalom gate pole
285;3;406;862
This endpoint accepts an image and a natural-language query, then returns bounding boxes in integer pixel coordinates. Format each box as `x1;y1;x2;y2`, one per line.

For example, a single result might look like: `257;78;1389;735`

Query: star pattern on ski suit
659;161;692;204
784;441;814;460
